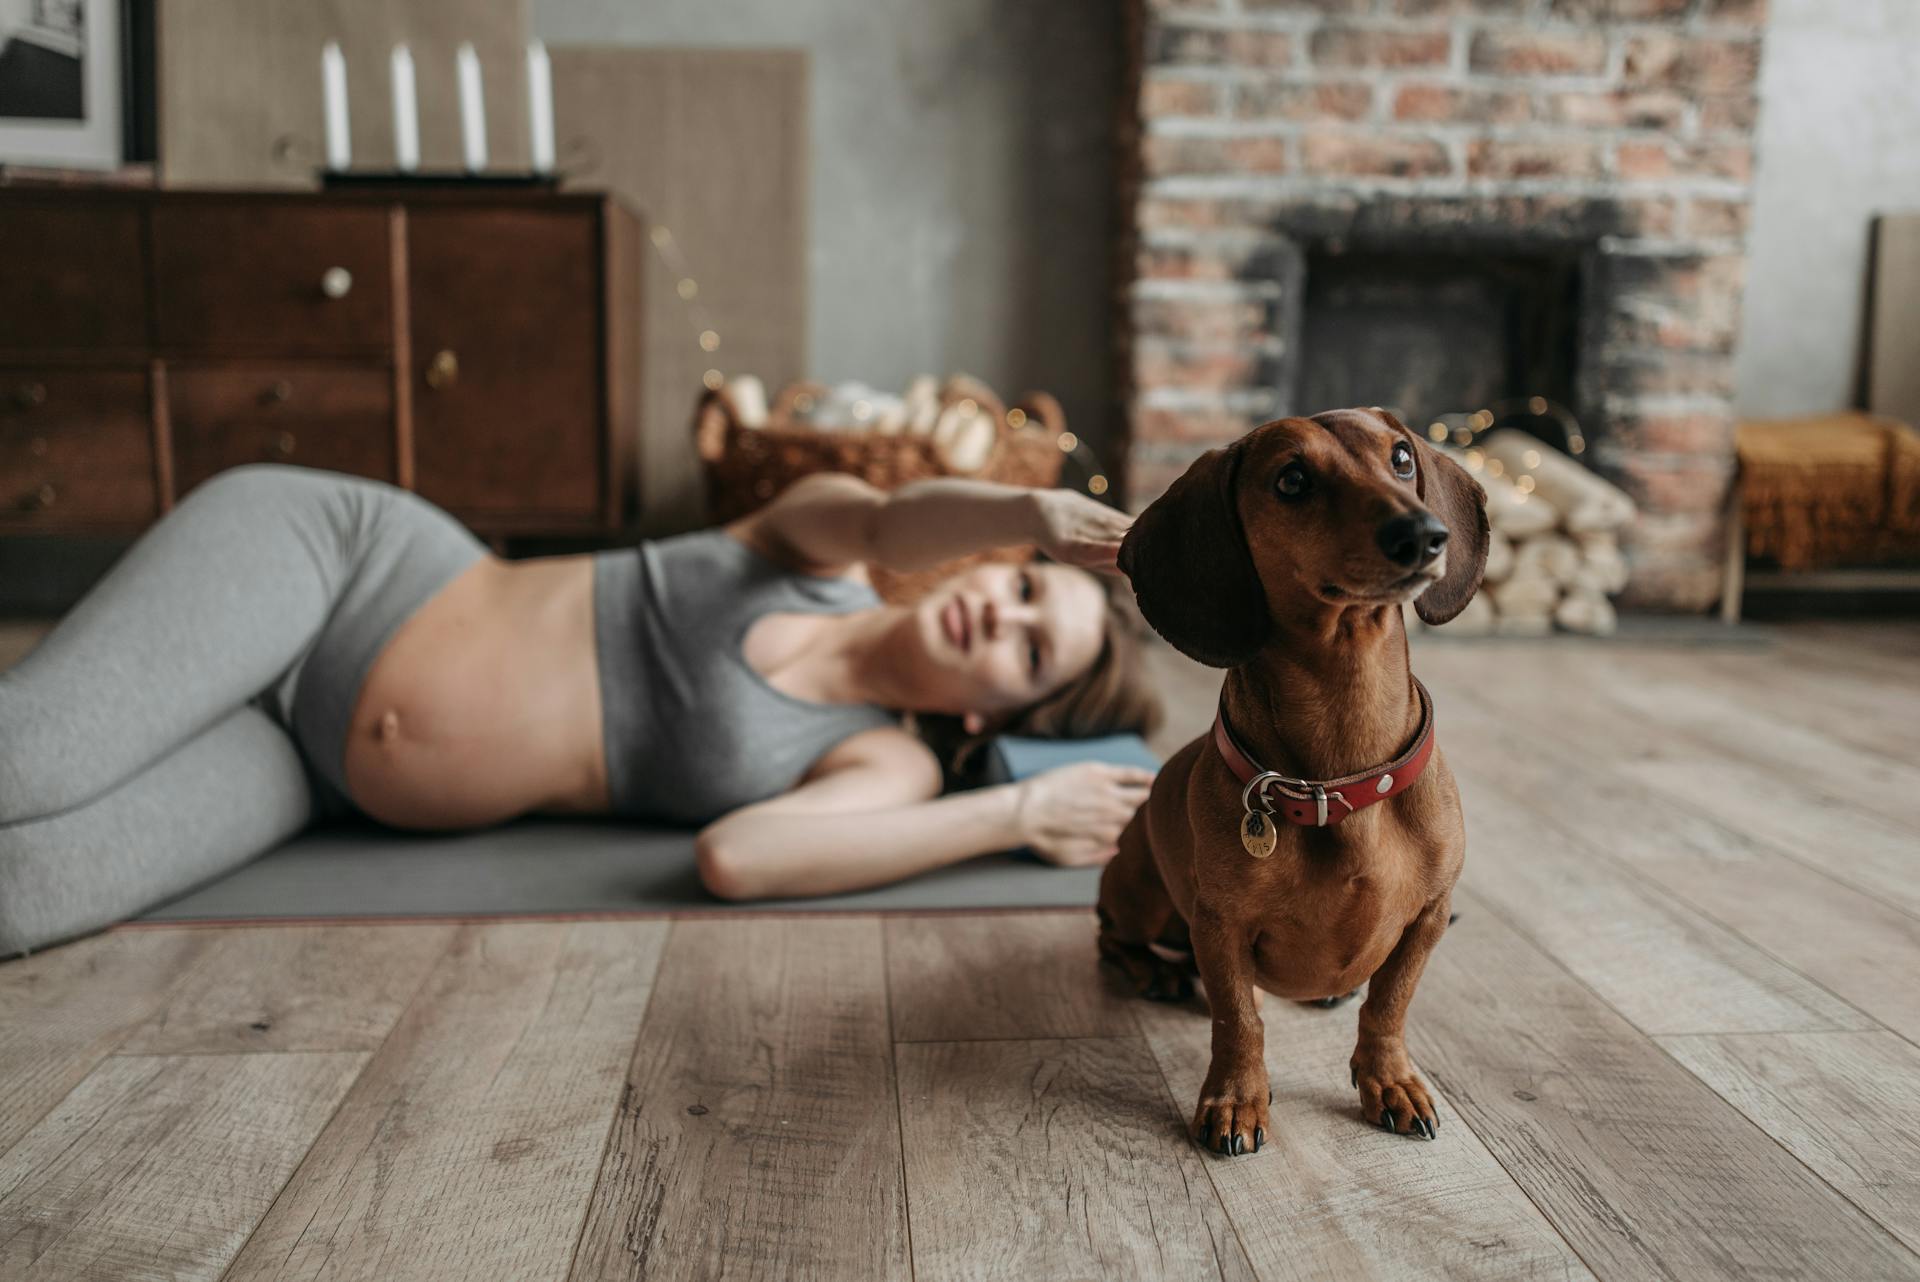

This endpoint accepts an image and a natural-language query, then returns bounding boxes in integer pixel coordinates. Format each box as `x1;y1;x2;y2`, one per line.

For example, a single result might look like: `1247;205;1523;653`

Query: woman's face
909;561;1109;721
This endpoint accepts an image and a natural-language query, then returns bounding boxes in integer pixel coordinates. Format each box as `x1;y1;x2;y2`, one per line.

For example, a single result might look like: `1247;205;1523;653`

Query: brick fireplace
1118;0;1764;610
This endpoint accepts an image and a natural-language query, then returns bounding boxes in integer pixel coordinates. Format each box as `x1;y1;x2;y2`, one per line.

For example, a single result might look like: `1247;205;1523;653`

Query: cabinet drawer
0;205;146;353
0;369;157;525
168;363;396;493
152;204;391;355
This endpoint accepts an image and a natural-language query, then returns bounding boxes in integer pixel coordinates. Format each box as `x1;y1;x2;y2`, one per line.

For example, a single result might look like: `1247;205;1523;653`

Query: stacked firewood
1425;430;1637;637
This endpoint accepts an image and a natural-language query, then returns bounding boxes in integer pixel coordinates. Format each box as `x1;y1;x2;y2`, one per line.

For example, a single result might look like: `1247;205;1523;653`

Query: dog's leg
1188;907;1270;1156
1095;818;1192;1002
1349;895;1451;1140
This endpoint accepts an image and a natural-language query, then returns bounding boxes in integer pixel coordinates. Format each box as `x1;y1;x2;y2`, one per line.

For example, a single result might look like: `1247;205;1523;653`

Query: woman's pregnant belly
341;553;609;829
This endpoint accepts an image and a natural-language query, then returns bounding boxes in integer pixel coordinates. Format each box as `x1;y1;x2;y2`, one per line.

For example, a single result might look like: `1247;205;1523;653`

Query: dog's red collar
1213;677;1437;828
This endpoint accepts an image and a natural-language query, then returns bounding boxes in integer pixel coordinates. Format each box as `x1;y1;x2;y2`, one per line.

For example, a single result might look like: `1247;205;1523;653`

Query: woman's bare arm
692;729;1023;900
735;472;1133;579
691;727;1153;900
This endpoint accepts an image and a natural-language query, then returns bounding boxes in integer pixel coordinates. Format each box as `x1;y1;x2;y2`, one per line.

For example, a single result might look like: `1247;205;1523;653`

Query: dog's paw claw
1354;1059;1441;1141
1191;1087;1270;1158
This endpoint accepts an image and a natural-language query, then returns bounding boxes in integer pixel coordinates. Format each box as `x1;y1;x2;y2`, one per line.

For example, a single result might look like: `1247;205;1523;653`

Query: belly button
375;709;402;743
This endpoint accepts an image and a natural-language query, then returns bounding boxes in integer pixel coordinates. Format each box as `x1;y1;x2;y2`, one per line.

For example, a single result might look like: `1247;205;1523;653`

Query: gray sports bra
590;526;897;824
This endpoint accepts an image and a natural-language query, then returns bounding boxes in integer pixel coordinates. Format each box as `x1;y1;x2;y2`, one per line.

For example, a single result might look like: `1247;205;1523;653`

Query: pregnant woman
0;464;1161;956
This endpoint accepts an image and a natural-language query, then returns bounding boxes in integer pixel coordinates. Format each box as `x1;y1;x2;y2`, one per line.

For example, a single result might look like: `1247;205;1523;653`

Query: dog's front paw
1350;1050;1439;1140
1190;1077;1270;1156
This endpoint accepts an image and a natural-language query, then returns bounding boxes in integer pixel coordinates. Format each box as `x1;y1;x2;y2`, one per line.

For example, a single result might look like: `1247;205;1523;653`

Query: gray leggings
0;464;489;956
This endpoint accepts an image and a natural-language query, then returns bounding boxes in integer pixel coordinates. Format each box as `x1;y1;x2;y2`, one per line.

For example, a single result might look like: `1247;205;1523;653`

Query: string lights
1424;396;1586;502
646;222;728;391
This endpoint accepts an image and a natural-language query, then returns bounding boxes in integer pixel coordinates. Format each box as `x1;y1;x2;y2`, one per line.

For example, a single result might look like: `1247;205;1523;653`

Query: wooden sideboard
0;186;643;539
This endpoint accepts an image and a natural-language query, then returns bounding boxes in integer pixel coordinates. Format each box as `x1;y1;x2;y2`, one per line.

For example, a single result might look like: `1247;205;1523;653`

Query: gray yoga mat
139;817;1102;921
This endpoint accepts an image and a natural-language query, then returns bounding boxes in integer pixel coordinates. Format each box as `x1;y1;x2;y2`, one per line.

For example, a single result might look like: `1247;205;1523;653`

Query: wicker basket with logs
693;377;1067;603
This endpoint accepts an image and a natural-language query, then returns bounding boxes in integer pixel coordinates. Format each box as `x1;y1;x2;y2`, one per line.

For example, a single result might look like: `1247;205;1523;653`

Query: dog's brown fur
1098;407;1489;1154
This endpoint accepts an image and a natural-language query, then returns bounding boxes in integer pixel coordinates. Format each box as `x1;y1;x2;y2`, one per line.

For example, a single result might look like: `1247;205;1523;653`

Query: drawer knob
35;484;55;509
426;349;460;390
268;379;294;404
14;382;46;410
29;436;48;457
275;431;297;456
321;267;354;299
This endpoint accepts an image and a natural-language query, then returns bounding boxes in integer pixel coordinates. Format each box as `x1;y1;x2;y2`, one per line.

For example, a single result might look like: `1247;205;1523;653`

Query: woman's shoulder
800;722;943;798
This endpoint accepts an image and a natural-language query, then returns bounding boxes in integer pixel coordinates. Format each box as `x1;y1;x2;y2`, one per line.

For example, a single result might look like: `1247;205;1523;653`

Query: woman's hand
1012;761;1157;867
1028;489;1134;574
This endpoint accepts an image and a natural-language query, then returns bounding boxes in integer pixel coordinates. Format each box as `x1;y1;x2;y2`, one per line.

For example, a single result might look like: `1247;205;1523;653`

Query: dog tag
1240;810;1277;859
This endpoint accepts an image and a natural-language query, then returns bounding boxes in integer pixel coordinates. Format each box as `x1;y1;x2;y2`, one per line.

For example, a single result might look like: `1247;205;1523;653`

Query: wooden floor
2;620;1918;1279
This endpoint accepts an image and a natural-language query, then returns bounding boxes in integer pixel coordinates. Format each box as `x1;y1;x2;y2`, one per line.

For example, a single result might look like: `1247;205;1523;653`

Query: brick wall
1120;0;1766;610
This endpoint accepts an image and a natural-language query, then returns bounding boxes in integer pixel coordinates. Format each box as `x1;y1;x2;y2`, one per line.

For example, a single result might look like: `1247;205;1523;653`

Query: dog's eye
1275;465;1312;499
1391;443;1416;480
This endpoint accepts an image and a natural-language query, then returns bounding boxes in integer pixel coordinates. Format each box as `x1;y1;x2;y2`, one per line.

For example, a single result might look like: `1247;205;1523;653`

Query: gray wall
1735;0;1920;417
533;0;1123;459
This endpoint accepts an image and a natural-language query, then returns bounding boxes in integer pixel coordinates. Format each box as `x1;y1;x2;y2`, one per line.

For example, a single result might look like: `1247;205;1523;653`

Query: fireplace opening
1297;247;1584;429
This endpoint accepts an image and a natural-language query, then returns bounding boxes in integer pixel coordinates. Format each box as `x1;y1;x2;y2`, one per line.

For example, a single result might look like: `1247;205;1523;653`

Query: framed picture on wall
0;0;152;168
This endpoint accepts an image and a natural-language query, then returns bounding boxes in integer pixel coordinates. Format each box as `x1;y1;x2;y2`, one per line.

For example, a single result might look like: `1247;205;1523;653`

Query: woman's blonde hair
910;564;1163;787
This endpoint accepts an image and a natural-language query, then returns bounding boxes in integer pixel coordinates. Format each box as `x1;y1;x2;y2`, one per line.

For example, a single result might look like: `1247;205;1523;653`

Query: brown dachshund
1098;406;1489;1154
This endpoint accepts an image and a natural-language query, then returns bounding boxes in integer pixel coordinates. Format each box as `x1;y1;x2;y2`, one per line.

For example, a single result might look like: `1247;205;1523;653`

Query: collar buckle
1216;679;1435;832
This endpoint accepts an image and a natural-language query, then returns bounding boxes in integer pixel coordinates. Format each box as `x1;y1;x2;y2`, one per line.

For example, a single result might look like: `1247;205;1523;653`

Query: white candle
321;42;350;171
390;44;419;172
526;39;555;175
457;43;488;172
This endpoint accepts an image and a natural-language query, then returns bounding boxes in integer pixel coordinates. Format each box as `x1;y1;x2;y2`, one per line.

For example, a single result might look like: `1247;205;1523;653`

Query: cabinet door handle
321;267;354;299
426;349;460;390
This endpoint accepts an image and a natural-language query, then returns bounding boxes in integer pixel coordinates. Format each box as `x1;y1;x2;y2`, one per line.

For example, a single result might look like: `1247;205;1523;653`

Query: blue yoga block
980;733;1162;785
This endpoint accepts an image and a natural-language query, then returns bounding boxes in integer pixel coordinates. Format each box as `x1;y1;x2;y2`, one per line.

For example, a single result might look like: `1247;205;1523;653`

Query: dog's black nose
1377;513;1449;568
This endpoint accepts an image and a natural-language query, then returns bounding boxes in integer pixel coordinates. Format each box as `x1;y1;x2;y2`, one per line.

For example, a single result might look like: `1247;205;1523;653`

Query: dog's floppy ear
1118;439;1269;668
1394;415;1489;626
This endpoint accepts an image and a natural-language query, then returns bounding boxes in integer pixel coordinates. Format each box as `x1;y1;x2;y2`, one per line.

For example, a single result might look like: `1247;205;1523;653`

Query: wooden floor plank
1587;650;1920;832
118;924;455;1055
0;930;223;1157
1415;661;1920;1045
1625;647;1920;765
0;1051;365;1280
1413;890;1918;1280
1775;622;1920;685
1416;650;1769;867
1629;853;1920;1046
1661;1030;1920;1258
1135;994;1590;1280
1453;767;1872;1036
896;1037;1255;1282
886;911;1138;1042
1617;754;1920;920
570;919;907;1282
224;921;667;1281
